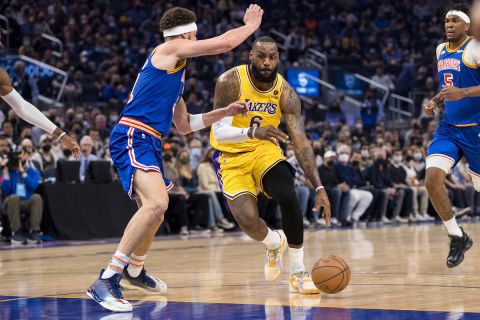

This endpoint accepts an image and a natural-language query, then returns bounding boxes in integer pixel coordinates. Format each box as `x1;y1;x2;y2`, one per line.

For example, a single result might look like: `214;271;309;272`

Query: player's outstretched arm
280;83;331;224
167;4;263;59
0;68;80;158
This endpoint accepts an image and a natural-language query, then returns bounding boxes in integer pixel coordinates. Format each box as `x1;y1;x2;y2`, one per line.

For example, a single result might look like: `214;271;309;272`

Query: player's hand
251;125;289;144
61;135;80;159
224;101;248;117
313;187;331;225
423;100;436;116
243;4;263;29
439;85;467;101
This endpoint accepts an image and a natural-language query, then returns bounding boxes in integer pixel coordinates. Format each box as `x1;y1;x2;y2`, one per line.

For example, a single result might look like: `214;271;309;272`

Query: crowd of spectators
0;0;478;242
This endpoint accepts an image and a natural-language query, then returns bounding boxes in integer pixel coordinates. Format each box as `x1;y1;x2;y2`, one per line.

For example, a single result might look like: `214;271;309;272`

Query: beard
249;63;278;83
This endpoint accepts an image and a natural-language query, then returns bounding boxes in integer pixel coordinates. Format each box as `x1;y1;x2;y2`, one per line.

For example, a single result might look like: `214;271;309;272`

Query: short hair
444;2;470;17
159;7;197;33
253;36;277;49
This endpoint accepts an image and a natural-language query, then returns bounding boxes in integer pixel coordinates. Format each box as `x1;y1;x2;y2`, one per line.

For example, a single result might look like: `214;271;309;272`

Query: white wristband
57;132;66;142
189;114;205;132
315;186;325;193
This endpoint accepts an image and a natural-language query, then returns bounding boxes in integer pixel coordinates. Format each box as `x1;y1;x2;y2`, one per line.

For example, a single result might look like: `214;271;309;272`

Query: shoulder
217;67;240;85
436;43;446;60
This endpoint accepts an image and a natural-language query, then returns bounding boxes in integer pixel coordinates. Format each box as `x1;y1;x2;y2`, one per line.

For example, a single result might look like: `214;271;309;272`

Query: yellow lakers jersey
210;65;284;153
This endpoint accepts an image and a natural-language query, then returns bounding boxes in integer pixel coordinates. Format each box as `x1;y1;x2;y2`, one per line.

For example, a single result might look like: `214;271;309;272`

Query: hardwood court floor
1;222;480;319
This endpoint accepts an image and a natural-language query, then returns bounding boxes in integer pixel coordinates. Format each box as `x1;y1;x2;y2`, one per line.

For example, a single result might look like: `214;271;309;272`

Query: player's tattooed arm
213;69;241;111
280;83;331;223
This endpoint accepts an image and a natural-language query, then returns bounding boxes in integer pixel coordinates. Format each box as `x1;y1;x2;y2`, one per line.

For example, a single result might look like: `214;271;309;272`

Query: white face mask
393;155;403;163
286;150;295;158
414;153;423;161
338;153;349;163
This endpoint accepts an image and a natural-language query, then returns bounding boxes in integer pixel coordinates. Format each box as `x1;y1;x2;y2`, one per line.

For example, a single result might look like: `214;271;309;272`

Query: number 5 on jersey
444;73;454;86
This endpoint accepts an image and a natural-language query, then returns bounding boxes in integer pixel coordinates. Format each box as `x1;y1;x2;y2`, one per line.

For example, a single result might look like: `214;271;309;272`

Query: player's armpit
280;83;322;189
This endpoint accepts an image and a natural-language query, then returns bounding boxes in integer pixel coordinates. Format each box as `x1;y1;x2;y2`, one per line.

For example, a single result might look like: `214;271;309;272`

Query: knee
31;194;43;204
425;169;444;192
4;195;20;205
144;198;169;222
471;174;480;192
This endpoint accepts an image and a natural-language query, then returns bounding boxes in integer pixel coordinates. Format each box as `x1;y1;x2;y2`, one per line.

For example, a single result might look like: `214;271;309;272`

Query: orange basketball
312;255;351;294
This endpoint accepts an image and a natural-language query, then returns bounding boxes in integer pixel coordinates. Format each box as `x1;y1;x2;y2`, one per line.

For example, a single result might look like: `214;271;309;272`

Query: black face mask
42;145;52;153
352;160;360;167
164;154;172;162
326;160;334;166
250;63;278;83
74;128;82;136
63;149;72;158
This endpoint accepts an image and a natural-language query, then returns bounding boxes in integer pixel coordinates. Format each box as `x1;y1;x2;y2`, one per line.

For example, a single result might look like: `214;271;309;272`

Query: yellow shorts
213;141;286;200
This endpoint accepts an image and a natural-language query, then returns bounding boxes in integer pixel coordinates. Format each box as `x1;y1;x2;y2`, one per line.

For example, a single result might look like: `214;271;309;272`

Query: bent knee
471;172;480;192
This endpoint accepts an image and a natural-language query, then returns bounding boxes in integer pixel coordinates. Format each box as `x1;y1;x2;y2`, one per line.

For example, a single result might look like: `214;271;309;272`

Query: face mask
164;154;172;162
326;160;334;166
361;150;369;158
74;128;82;136
414;153;423;160
180;157;189;165
352;160;360;167
191;148;202;158
110;115;119;123
42;145;52;153
338;154;349;163
393;155;403;163
286;150;295;158
63;149;72;158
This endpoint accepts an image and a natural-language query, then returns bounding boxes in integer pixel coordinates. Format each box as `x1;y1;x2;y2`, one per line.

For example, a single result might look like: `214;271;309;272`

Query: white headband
446;10;471;24
163;23;197;37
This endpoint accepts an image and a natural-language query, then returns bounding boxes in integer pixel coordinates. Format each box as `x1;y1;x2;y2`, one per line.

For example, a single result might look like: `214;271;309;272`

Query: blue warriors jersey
120;49;186;136
437;37;480;126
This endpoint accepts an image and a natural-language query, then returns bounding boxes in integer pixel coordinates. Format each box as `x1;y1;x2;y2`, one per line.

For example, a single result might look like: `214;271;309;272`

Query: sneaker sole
447;238;473;268
120;279;168;294
288;284;320;294
86;289;133;312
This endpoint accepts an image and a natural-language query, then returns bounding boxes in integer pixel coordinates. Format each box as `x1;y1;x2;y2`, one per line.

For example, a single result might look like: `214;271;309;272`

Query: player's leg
121;197;168;293
87;170;168;311
262;161;319;294
425;126;472;268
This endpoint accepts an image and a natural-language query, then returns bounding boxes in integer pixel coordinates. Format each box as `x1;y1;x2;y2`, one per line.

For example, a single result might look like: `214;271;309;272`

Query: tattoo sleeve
213;69;240;110
280;82;322;188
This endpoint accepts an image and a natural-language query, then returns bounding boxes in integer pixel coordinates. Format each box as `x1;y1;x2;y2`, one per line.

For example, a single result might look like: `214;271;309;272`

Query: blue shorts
426;121;480;176
110;124;173;199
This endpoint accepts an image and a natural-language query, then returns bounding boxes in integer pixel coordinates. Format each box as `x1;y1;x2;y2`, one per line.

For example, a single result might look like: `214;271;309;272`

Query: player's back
210;65;284;153
120;47;186;137
437;37;480;126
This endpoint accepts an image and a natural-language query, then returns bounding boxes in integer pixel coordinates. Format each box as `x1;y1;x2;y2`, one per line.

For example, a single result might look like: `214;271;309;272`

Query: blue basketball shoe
121;267;167;293
87;270;132;312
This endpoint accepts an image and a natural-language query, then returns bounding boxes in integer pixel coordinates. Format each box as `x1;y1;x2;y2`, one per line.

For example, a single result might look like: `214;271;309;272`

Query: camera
6;149;24;170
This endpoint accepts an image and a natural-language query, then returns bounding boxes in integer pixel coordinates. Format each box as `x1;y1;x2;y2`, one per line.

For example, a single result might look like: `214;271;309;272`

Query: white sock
101;250;130;279
289;247;305;273
127;253;146;278
262;228;281;250
443;217;463;237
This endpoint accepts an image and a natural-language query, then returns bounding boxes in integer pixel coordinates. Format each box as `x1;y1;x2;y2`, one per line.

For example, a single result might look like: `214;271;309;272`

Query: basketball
312;256;351;294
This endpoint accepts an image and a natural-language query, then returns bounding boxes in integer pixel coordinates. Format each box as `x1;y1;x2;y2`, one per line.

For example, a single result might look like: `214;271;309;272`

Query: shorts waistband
119;117;163;139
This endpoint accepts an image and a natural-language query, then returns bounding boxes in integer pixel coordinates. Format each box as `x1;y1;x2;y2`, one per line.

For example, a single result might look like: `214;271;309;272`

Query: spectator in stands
318;150;350;226
2;147;43;244
76;135;98;181
163;152;190;236
402;153;432;221
10;61;39;104
93;114;111;141
1;121;15;146
33;134;56;171
189;138;203;172
455;157;480;217
326;100;346;130
364;148;394;223
371;66;395;90
286;144;313;227
102;74;129;110
335;144;373;223
19;138;41;171
389;149;412;223
360;90;382;133
196;148;235;230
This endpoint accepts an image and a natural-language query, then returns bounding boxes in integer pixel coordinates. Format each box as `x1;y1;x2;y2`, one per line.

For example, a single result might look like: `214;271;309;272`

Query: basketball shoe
289;271;320;294
87;270;132;312
120;267;167;293
264;230;287;281
446;226;473;268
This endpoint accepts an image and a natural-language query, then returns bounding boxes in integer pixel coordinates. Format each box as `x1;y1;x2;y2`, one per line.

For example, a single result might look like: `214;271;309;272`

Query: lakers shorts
212;141;292;200
110;123;173;199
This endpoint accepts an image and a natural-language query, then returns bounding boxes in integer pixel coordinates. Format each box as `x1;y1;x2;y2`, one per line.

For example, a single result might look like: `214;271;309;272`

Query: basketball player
210;36;331;294
87;5;263;312
0;68;79;156
424;3;480;268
